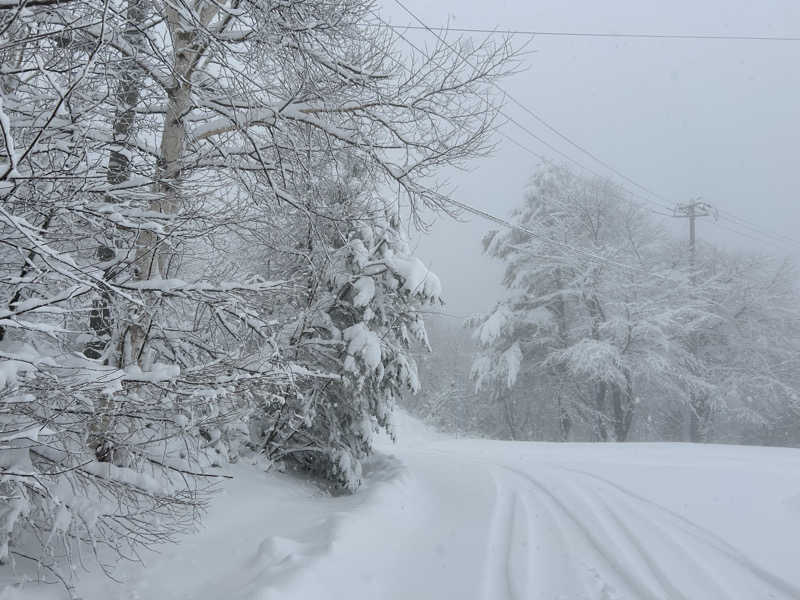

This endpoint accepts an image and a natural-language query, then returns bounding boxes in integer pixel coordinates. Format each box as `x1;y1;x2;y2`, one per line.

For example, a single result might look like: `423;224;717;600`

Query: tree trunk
130;2;219;366
557;393;571;441
585;293;611;441
85;0;146;363
611;372;634;442
594;381;608;441
552;279;572;441
502;395;518;440
87;0;147;462
689;393;710;442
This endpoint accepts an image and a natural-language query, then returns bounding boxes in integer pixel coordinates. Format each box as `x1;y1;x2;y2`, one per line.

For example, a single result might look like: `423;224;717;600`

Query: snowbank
5;413;800;600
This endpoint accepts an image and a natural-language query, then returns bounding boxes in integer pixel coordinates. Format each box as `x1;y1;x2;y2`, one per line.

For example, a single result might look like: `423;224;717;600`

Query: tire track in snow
566;479;713;600
507;495;532;599
409;445;800;599
421;448;653;599
498;464;664;600
581;484;732;599
521;469;698;600
482;475;526;600
545;463;800;599
515;487;595;600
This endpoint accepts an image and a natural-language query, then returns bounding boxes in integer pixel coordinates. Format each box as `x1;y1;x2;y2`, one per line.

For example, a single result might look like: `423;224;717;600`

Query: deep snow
6;412;800;600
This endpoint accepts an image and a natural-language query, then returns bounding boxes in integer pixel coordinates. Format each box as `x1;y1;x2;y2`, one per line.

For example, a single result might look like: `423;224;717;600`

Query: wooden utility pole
674;199;714;281
673;199;715;442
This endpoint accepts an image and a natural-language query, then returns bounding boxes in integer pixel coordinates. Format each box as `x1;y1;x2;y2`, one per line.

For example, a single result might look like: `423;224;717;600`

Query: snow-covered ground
8;412;800;600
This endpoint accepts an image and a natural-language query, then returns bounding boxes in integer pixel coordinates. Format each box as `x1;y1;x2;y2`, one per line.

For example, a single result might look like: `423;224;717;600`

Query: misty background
379;0;800;316
6;1;800;593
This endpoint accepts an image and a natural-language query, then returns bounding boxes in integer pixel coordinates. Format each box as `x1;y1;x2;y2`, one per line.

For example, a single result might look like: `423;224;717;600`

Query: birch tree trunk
130;1;219;367
86;0;147;363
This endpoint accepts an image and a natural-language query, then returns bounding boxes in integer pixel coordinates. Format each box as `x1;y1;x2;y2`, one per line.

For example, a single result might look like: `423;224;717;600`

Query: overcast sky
377;0;800;316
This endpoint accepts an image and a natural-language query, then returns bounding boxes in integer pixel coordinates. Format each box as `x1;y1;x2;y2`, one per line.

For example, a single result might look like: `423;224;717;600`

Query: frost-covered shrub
251;203;441;491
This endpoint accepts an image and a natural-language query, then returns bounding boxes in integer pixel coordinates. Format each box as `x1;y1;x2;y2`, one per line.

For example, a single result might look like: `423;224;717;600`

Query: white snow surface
351;276;376;307
7;411;800;600
385;255;442;301
342;322;382;371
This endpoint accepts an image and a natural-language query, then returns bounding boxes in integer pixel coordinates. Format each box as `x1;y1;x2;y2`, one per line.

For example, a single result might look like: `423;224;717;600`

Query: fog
5;1;800;596
379;0;800;315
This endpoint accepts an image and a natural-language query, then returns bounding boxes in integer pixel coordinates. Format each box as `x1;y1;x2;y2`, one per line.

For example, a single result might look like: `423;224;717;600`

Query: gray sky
378;0;800;316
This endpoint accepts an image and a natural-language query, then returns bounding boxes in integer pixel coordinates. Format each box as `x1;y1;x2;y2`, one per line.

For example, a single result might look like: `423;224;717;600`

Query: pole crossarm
673;199;717;219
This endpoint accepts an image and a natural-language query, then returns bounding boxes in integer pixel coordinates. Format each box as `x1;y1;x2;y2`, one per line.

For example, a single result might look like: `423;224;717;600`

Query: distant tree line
407;165;800;447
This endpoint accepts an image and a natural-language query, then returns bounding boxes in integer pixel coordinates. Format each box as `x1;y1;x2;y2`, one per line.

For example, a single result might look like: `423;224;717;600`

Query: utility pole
673;199;715;283
672;199;715;442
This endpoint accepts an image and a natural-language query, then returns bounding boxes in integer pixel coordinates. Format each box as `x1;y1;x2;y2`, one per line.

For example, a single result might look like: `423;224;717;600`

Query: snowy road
66;415;800;600
473;454;800;600
336;442;800;600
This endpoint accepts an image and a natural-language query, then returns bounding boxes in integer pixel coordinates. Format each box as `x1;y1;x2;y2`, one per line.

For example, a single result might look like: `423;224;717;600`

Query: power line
712;218;800;253
376;24;800;43
366;21;676;277
379;13;675;217
716;210;800;250
390;0;675;214
495;126;548;163
386;1;800;255
711;219;794;250
442;196;673;281
495;128;675;226
381;24;602;177
386;19;800;257
376;27;798;275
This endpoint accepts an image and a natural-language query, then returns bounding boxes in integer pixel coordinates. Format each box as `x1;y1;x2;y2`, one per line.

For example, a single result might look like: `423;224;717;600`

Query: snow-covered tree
278;211;441;490
689;250;800;443
241;161;443;490
0;0;513;584
471;165;800;446
472;165;701;441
